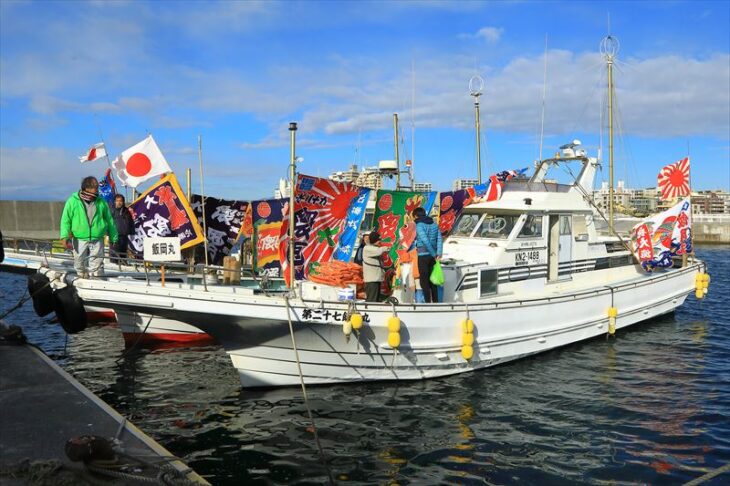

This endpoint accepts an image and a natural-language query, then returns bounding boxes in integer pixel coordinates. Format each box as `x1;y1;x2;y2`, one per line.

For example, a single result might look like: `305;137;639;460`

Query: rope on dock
284;295;336;485
684;462;730;486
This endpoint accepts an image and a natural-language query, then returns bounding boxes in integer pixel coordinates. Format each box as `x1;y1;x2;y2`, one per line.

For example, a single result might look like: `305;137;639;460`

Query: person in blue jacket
412;207;442;303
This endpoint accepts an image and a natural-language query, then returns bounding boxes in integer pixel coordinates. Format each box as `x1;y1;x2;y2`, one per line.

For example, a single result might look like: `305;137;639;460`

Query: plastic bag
430;261;445;286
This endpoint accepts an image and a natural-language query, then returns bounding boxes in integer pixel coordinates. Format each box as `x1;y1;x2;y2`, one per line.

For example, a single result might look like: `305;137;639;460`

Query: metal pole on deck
469;76;484;184
601;35;619;235
393;113;400;189
288;122;298;289
198;136;209;267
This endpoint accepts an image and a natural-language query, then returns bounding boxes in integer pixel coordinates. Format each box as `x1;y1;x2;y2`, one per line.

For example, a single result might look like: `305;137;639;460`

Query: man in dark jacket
110;194;135;264
412;207;443;303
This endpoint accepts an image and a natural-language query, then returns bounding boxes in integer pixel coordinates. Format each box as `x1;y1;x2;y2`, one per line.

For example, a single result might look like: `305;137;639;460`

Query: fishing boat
43;36;709;387
9;244;215;342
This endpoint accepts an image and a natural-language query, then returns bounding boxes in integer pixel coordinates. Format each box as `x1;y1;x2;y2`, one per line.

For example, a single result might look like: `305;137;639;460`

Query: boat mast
393;113;400;189
469;75;484;184
288;122;297;289
601;35;619;234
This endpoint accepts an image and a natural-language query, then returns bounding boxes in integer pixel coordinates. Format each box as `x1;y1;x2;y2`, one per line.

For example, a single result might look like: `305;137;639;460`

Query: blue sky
1;0;728;201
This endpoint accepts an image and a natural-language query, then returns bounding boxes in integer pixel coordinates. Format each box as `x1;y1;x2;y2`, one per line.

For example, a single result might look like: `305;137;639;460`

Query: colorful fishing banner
439;168;527;236
98;168;117;207
630;197;692;271
190;195;249;266
333;187;371;262
127;173;205;257
372;189;436;294
250;198;288;277
279;174;365;285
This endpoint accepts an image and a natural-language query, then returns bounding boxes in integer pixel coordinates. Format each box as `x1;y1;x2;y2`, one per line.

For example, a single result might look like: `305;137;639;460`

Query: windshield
475;214;519;238
451;213;481;236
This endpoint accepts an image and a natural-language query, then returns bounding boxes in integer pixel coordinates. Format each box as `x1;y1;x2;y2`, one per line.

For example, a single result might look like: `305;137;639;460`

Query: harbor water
1;246;728;485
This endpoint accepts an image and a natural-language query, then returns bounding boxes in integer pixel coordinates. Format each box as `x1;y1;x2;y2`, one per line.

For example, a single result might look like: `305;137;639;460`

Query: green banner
372;189;436;294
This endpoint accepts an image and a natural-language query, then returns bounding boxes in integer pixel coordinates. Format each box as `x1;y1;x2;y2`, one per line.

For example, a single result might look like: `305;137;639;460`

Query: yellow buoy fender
388;331;401;348
350;313;363;330
695;289;704;300
387;316;401;333
461;319;474;334
462;333;475;346
607;307;618;318
461;345;474;360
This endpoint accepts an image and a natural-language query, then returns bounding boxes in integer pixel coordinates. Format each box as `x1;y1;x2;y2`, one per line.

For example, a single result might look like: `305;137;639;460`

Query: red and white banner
79;143;106;163
112;135;171;188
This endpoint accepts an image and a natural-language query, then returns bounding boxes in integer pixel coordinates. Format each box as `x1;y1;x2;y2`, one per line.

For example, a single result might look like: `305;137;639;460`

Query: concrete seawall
0;200;65;240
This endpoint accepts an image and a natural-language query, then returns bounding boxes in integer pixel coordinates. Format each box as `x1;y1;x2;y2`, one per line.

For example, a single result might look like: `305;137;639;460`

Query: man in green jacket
60;176;119;277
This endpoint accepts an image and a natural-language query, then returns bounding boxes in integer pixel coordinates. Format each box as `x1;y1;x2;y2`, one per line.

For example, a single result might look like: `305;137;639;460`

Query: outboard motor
27;273;55;317
52;285;87;334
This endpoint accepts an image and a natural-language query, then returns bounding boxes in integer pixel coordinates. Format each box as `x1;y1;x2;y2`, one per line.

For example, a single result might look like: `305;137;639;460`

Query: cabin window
573;214;588;240
476;214;519;238
518;215;543;238
452;213;482;236
559;216;571;235
480;269;498;296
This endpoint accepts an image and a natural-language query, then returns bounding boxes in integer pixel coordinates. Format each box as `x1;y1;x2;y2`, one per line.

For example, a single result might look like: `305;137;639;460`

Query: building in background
413;182;432;192
452;178;478;191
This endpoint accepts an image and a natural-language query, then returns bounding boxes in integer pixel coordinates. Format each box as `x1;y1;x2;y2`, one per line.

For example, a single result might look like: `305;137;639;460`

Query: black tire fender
53;285;88;334
27;273;54;317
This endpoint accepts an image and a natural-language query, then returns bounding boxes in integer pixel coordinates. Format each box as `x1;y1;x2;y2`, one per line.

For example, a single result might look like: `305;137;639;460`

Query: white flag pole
198;135;209;267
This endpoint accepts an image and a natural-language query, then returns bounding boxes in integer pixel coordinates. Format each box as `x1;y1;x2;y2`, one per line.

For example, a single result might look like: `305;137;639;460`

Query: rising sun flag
657;157;690;200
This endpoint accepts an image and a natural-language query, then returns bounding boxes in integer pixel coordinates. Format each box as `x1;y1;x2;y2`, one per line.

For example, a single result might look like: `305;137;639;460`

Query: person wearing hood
412;207;442;303
60;176;118;278
110;194;135;264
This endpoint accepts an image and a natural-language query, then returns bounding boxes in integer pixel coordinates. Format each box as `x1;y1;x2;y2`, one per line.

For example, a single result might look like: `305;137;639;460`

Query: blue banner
99;168;116;206
333;187;371;261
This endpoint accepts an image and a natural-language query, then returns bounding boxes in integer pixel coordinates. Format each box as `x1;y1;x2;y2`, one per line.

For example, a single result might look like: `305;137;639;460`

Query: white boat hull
66;262;703;388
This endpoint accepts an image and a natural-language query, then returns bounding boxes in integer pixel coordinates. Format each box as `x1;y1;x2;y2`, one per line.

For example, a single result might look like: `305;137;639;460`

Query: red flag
657;157;690;200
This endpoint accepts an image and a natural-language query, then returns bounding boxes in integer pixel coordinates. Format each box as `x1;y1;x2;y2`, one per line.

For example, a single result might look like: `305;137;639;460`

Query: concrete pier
0;321;208;485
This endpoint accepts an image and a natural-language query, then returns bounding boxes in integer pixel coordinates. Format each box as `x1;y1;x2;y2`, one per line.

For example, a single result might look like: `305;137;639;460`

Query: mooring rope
0;274;59;320
283;295;335;485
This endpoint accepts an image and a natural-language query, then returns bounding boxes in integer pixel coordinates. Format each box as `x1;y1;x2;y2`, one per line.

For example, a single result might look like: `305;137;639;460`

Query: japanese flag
112;135;171;188
79;143;106;163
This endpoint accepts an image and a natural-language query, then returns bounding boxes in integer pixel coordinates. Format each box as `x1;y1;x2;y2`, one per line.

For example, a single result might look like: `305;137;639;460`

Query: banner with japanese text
279;174;364;285
251;198;288;277
333;187;371;262
372;189;436;294
190;195;249;266
127;173;205;257
439;168;526;236
630;197;692;271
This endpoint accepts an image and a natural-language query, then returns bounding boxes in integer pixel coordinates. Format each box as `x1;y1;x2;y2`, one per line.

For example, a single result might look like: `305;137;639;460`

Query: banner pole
198;136;209;267
288;122;298;290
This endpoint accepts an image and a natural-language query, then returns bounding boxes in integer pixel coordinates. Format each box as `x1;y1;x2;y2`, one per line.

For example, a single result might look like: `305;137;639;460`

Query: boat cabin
396;148;635;304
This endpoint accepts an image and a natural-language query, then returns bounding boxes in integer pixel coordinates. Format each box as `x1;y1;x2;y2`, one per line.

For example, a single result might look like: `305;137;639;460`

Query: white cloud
459;26;504;43
0;146;92;199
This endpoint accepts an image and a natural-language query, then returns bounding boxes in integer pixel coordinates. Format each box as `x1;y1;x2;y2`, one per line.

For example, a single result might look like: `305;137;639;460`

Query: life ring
27;273;54;317
52;286;87;334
